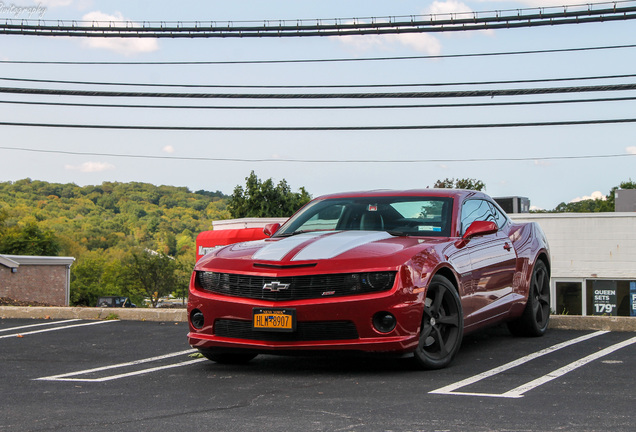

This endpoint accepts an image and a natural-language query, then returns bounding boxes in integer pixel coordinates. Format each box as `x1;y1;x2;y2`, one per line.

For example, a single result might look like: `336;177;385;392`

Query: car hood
197;231;449;273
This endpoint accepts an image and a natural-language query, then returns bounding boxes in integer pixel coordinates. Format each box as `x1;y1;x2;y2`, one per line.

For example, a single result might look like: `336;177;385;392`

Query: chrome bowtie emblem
263;281;290;292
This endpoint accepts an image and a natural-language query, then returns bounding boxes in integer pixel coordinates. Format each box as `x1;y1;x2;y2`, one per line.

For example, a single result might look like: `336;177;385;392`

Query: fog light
373;312;396;333
191;309;205;329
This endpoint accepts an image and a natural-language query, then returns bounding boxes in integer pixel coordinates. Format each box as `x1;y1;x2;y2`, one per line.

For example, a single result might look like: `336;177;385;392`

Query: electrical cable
2;83;636;99
0;145;634;164
1;95;636;110
2;118;636;131
1;44;636;65
2;72;636;89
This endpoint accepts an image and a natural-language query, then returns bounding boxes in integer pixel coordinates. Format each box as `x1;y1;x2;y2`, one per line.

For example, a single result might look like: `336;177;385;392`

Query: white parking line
0;319;81;333
430;330;610;398
0;319;118;340
501;335;636;398
36;349;203;382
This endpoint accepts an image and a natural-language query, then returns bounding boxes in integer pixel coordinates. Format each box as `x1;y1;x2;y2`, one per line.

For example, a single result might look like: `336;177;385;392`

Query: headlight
345;272;396;293
363;272;395;290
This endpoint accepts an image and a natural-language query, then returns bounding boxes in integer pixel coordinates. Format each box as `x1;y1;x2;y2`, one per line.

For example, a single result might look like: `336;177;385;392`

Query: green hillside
0;178;230;306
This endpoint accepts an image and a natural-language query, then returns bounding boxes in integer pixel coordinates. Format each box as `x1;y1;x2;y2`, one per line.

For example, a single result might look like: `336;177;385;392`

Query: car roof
313;189;489;201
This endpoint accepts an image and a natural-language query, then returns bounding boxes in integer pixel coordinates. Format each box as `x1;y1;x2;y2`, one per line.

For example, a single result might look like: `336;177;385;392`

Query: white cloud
389;33;442;54
336;32;441;55
428;1;494;37
626;146;636;155
428;0;471;16
162;145;175;154
39;0;74;7
570;191;606;203
336;0;495;54
533;159;551;167
80;11;159;56
65;161;115;173
485;0;591;6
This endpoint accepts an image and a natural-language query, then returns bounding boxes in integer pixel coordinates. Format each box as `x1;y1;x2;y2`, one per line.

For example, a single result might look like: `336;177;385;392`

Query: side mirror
263;223;281;237
463;220;498;239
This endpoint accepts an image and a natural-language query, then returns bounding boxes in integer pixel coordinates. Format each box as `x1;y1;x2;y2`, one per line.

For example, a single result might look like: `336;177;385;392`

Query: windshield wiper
386;230;411;237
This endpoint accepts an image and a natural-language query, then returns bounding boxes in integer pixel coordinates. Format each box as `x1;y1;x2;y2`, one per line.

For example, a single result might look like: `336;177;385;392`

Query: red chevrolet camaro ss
187;189;550;369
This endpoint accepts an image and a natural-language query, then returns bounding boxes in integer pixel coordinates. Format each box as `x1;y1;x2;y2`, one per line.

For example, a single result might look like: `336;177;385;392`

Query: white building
510;213;636;317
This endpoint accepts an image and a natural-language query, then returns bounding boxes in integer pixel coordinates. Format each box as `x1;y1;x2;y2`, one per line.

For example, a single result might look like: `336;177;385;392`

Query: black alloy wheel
413;275;463;370
508;260;550;337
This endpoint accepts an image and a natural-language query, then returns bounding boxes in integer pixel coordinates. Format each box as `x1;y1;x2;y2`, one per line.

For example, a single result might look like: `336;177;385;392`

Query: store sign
592;280;617;316
631;282;636;317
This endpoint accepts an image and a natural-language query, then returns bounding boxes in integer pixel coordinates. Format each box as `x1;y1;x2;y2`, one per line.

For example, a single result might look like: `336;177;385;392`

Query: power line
1;2;635;37
2;118;636;131
2;95;636;110
1;145;634;164
1;43;636;65
3;72;636;89
2;83;636;99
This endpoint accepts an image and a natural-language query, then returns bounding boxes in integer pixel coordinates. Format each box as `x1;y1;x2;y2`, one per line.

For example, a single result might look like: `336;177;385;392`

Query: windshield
275;196;453;237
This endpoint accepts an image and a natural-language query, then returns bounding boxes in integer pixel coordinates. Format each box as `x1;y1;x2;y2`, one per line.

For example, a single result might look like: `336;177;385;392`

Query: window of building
553;279;636;316
555;281;583;315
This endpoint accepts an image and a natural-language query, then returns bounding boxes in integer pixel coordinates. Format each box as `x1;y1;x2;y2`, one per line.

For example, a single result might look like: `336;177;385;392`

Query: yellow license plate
253;308;296;332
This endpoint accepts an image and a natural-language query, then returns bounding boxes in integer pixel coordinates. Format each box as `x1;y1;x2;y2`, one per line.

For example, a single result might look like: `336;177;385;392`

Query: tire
198;349;257;364
413;275;464;370
508;260;550;337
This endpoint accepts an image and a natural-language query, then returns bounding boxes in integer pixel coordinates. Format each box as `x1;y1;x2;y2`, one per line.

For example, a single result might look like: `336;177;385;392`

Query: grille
196;271;396;301
214;319;359;342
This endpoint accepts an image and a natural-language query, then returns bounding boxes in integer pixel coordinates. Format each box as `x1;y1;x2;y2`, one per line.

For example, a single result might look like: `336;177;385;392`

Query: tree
551;179;635;213
70;252;127;306
0;206;7;236
123;249;185;308
228;171;311;218
0;179;228;305
433;178;485;191
552;199;612;213
0;221;61;256
172;255;195;304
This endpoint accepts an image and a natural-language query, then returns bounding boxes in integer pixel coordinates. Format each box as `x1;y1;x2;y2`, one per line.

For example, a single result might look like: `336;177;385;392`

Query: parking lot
1;318;635;432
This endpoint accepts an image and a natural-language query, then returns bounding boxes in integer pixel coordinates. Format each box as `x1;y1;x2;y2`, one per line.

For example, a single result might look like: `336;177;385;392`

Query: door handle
503;242;512;251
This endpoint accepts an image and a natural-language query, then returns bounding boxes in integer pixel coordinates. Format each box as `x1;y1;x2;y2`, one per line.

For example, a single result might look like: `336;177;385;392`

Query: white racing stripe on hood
291;231;393;261
252;232;324;261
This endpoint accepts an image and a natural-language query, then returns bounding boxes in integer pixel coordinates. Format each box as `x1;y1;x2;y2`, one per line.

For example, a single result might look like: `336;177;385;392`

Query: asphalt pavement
1;318;635;432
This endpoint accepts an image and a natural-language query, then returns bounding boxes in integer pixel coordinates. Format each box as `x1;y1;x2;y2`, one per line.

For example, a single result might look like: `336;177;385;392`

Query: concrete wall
0;255;75;306
509;213;636;280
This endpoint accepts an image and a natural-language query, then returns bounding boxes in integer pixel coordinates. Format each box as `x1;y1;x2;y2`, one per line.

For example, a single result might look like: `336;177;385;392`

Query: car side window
461;199;499;235
488;202;508;229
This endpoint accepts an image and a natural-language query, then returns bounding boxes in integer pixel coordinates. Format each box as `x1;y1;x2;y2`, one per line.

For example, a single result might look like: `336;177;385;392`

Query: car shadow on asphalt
196;324;519;375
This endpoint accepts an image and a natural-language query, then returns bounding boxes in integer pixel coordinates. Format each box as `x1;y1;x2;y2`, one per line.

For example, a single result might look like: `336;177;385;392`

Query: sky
0;0;635;210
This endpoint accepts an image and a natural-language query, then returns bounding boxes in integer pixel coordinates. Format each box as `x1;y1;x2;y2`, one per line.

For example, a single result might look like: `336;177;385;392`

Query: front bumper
187;287;423;355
